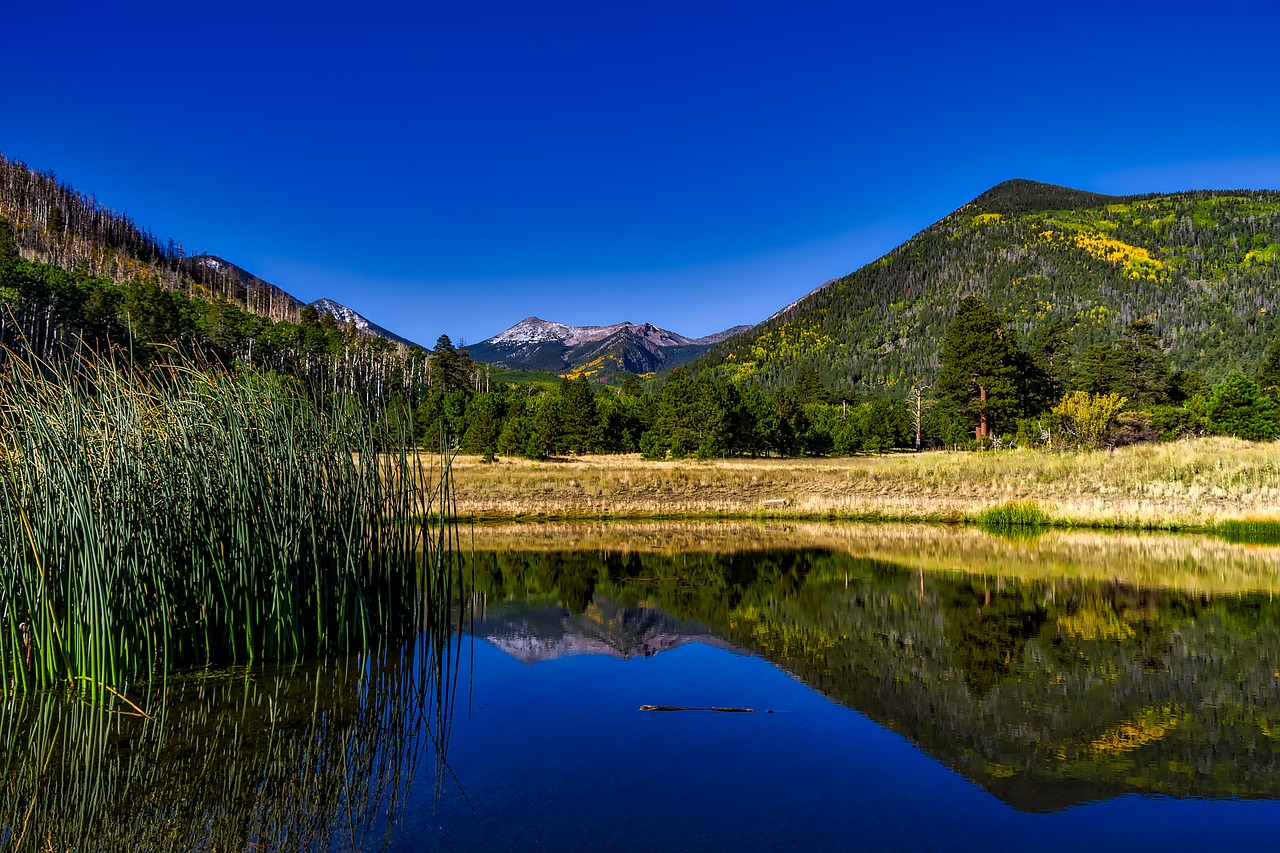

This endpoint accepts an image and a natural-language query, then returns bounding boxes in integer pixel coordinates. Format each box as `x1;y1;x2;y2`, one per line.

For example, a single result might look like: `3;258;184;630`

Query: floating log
639;705;772;713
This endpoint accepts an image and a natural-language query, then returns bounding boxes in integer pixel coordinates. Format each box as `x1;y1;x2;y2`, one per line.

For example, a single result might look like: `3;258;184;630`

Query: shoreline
456;519;1280;595
446;437;1280;532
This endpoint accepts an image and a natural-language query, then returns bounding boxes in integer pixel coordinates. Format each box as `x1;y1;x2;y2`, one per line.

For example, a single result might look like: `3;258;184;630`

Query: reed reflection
0;585;471;851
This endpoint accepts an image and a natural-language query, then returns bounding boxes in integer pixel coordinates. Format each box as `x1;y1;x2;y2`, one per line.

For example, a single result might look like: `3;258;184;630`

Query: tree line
419;295;1280;461
934;296;1280;447
3;193;1276;457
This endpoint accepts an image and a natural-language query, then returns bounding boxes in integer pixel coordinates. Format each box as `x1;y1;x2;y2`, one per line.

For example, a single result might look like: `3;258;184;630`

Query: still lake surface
6;521;1280;851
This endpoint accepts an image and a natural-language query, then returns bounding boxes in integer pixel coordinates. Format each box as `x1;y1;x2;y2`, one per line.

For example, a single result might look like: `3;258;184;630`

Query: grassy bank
448;437;1280;530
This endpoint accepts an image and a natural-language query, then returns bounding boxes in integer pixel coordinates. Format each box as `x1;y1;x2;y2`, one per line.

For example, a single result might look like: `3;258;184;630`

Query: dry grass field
447;437;1280;529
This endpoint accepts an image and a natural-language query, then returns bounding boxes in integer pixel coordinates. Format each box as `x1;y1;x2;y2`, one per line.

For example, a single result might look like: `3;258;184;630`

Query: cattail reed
0;345;454;693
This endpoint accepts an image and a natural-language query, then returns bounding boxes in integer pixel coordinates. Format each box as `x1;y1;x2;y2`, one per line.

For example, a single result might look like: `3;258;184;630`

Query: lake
5;521;1280;851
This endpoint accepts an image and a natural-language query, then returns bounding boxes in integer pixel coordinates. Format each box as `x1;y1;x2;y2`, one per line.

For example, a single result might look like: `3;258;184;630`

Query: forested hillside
0;154;308;322
698;179;1280;395
0;153;481;410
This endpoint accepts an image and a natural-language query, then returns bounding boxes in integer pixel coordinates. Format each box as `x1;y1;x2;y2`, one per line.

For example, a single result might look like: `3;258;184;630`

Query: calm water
6;523;1280;851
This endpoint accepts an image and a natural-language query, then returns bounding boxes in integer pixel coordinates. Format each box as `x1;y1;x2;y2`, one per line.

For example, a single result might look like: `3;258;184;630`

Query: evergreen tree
936;297;1019;440
653;368;700;456
1206;372;1280;441
1113;320;1172;407
557;376;600;454
430;334;471;393
1256;337;1280;399
795;367;831;405
462;393;502;460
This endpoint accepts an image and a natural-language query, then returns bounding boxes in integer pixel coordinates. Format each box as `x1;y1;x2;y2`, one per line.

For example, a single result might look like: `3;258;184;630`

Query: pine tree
1206;372;1280;441
1256;337;1280;399
557;376;600;454
936;297;1019;440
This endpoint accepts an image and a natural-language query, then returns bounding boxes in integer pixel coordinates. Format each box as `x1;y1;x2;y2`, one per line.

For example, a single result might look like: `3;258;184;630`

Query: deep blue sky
5;1;1279;346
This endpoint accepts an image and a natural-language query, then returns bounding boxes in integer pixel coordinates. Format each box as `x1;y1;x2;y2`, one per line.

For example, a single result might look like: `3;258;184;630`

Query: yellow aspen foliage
1051;391;1128;449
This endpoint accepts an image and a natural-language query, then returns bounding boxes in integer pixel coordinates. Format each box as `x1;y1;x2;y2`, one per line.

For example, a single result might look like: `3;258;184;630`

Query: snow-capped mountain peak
485;317;698;348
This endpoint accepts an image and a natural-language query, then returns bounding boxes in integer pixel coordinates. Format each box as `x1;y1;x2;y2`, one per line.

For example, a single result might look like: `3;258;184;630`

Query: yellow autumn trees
1051;391;1128;449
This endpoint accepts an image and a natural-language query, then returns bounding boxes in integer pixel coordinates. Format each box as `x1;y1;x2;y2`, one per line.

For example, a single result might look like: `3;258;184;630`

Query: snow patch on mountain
484;317;699;348
310;298;414;346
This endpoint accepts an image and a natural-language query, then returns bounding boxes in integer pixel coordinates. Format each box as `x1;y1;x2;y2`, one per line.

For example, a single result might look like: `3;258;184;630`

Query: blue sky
4;1;1279;346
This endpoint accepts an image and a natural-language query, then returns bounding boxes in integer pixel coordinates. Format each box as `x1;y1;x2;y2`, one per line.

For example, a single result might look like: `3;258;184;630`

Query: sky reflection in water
7;525;1280;851
402;531;1280;851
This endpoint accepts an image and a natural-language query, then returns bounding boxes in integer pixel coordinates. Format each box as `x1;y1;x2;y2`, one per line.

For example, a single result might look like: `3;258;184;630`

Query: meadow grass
448;439;1280;530
0;347;457;695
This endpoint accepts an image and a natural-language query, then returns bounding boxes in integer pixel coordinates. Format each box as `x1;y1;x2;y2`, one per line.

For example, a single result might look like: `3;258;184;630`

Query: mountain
188;255;306;322
309;297;415;346
468;316;752;379
0;153;419;344
695;179;1280;395
472;596;727;663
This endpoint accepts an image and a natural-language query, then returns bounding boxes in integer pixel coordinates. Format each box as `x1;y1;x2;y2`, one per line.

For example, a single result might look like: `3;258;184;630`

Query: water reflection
7;522;1280;850
476;597;728;663
467;524;1280;812
0;630;467;851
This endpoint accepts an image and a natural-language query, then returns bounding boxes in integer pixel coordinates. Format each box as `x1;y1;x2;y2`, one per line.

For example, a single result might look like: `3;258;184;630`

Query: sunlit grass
975;500;1051;529
1218;518;1280;544
449;439;1280;529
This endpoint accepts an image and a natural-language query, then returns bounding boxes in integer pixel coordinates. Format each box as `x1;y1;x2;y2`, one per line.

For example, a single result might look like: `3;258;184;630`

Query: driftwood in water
639;705;772;713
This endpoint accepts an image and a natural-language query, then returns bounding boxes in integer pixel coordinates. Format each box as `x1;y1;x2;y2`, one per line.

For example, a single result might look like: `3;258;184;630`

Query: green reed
1217;518;1280;545
974;499;1052;529
0;346;453;694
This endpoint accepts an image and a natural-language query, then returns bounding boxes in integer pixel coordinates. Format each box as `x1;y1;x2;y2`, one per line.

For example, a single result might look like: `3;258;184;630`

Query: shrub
1050;391;1127;448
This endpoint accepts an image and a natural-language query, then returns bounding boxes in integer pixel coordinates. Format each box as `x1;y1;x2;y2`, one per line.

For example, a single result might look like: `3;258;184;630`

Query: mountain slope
469;317;751;378
0;153;419;343
189;255;306;321
696;179;1280;394
310;297;415;346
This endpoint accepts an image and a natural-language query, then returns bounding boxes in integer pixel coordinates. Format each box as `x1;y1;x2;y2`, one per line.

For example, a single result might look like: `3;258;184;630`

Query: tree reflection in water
467;533;1280;812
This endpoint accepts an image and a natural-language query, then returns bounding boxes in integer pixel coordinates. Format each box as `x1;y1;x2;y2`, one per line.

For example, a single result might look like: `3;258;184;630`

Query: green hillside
699;180;1280;395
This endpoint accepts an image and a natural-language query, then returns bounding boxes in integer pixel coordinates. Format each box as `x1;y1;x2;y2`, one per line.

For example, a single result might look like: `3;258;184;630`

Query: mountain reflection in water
475;597;733;663
466;526;1280;813
7;523;1280;850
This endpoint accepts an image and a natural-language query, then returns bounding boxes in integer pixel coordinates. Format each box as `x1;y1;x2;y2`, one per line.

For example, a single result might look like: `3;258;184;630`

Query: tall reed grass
0;346;454;694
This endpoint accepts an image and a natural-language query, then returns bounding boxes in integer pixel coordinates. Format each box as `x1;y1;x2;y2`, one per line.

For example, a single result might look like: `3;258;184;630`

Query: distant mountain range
467;316;752;378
